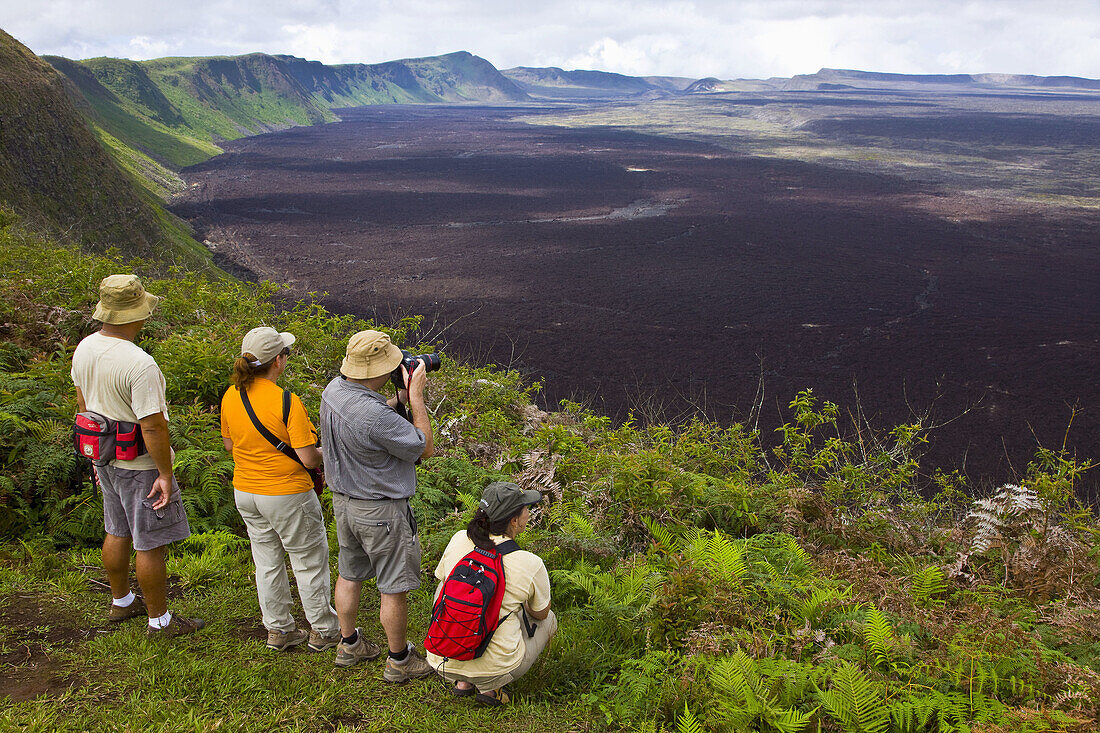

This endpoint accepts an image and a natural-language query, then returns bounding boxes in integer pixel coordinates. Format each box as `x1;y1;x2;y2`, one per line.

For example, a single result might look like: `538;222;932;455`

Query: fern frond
710;650;760;707
641;514;678;553
798;585;849;628
681;527;712;564
817;661;889;733
889;696;937;733
706;530;748;580
456;490;479;514
781;535;813;577
566;511;595;538
768;706;815;733
862;606;895;670
676;704;704;733
909;565;948;607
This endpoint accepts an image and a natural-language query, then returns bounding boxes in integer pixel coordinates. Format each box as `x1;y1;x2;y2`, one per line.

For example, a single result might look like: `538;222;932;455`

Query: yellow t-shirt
220;378;317;495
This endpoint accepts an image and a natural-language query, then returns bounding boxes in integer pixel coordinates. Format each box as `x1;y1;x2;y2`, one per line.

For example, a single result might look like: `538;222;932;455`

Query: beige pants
438;610;558;693
234;489;339;636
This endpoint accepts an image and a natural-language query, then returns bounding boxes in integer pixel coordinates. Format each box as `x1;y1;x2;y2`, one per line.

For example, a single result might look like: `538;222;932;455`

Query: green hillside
42;55;220;173
0;30;208;265
44;48;528;174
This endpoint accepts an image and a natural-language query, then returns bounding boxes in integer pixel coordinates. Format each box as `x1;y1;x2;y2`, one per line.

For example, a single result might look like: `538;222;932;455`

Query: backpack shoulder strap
240;387;305;468
282;389;291;425
495;539;520;555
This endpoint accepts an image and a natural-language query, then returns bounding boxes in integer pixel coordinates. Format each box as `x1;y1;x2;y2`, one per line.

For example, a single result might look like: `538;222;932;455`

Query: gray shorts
332;493;421;594
96;464;191;551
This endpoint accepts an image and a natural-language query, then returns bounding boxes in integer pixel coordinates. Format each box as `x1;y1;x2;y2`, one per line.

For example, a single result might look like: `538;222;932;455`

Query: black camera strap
239;387;308;472
389;370;412;422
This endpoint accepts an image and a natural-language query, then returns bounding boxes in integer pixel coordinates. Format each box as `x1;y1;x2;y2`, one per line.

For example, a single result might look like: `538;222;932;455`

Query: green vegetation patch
1;227;1098;732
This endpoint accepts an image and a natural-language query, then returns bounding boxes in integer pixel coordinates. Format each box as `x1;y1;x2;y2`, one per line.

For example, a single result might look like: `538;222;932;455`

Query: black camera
389;350;441;421
399;350;441;378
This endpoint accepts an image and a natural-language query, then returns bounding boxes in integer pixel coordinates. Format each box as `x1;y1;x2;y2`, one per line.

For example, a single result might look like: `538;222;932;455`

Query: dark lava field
173;103;1100;490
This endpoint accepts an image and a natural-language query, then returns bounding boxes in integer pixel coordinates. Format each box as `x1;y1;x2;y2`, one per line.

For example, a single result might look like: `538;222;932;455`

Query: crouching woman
425;481;557;706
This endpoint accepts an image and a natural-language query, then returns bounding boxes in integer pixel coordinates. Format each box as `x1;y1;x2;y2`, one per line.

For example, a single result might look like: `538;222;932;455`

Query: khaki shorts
332;494;422;594
96;464;191;551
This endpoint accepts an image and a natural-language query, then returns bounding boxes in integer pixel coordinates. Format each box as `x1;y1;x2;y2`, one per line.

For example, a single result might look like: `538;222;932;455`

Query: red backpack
424;540;519;661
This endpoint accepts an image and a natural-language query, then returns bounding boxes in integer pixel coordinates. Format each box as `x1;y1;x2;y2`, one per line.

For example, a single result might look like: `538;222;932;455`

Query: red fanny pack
74;412;145;465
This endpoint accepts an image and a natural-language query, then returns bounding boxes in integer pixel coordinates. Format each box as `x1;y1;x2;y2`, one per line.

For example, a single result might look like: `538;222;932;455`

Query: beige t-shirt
71;331;169;471
425;530;551;677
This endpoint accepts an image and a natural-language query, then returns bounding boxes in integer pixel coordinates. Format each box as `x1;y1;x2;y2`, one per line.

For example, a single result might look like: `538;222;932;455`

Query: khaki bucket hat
241;326;296;366
341;330;403;379
92;274;160;325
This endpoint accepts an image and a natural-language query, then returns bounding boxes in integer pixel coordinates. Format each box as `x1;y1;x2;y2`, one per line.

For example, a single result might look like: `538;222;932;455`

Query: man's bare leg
335;575;363;637
102;533;132;599
135;545;168;618
379;591;408;654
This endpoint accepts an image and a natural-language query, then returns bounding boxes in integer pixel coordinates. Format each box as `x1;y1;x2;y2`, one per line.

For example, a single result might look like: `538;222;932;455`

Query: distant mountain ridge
807;68;1100;90
502;66;693;98
44;49;527;171
504;64;1100;98
693;67;1100;93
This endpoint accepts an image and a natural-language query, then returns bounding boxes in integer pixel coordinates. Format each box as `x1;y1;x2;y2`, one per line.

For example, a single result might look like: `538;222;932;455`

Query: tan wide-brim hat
91;274;161;325
241;326;296;365
341;330;403;379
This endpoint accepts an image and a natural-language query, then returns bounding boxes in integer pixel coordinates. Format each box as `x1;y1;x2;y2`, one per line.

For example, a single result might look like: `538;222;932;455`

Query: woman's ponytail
231;354;260;390
467;508;494;550
466;506;523;550
231;351;281;390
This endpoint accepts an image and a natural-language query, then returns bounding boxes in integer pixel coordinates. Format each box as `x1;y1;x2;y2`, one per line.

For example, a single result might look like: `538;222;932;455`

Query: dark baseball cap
479;481;542;522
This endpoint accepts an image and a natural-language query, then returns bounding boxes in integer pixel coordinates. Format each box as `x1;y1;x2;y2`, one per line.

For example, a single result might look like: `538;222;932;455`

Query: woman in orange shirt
220;327;339;652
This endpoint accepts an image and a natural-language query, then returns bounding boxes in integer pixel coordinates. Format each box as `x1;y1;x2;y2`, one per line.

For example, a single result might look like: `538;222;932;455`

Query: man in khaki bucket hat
91;274;161;324
320;330;436;682
71;274;204;638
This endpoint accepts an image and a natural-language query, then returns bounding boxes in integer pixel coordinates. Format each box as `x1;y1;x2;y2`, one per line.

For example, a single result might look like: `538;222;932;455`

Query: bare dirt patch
0;593;93;703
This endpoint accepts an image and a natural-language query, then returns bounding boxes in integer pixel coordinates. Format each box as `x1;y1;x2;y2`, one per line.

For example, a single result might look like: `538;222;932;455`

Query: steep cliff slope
45;49;528;170
0;30;206;264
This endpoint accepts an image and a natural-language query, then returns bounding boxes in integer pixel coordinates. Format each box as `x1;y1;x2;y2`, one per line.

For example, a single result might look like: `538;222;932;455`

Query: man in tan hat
320;329;435;682
71;274;204;637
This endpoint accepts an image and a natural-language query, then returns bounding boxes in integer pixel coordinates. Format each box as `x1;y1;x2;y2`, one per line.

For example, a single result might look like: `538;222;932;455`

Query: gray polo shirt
319;377;426;500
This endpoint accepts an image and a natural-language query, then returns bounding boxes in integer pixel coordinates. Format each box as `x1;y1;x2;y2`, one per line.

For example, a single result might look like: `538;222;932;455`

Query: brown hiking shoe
334;629;381;667
108;596;146;623
308;629;341;652
147;613;205;638
383;644;435;683
266;628;308;651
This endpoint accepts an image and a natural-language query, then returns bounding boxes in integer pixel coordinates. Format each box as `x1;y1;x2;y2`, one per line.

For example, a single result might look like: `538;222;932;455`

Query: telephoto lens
402;350;441;374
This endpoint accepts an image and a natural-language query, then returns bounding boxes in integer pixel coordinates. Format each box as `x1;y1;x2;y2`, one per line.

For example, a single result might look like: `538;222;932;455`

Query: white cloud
128;35;176;58
4;0;1099;78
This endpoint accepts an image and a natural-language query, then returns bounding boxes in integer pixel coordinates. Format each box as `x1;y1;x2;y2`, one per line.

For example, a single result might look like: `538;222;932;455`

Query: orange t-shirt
220;378;317;495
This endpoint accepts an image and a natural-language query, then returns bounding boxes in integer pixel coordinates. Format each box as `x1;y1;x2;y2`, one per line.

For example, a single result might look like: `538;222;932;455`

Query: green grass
142;56;336;141
0;540;586;733
82;90;221;168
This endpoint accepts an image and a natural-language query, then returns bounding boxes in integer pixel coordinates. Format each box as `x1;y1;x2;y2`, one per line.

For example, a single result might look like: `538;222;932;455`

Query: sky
6;0;1099;79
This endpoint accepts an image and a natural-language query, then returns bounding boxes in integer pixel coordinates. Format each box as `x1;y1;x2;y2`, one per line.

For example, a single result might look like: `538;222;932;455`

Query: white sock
148;610;173;629
112;591;136;608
